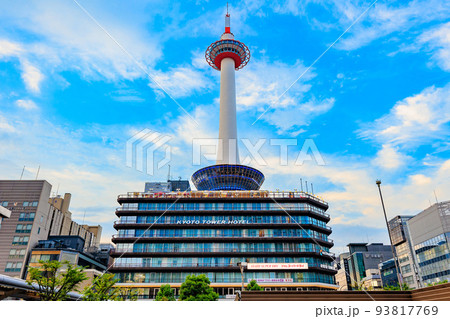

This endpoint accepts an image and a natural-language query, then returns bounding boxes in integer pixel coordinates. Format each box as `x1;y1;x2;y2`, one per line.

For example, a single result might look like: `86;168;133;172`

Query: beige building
0;180;102;279
47;193;102;249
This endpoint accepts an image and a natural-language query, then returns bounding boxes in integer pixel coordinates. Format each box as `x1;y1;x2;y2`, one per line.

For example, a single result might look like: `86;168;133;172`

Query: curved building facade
111;191;336;299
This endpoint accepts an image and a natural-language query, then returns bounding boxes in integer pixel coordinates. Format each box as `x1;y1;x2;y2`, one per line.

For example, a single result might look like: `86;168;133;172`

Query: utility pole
376;180;403;290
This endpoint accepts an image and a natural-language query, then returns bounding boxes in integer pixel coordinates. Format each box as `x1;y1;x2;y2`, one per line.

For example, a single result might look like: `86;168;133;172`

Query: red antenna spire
225;6;231;34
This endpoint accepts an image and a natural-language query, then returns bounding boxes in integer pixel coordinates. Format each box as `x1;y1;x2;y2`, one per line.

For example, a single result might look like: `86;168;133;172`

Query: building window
30;254;59;263
1;201;8;207
403;275;415;286
401;264;412;274
9;249;26;258
19;212;35;221
5;262;23;272
12;236;29;245
16;224;33;233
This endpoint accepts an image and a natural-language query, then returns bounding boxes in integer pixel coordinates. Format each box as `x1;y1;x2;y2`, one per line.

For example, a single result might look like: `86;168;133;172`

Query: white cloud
0;40;44;93
150;65;212;98
372;144;410;170
15;99;38;110
237;58;314;111
410;174;432;185
0;1;162;83
419;22;450;71
0;115;16;133
265;98;335;133
271;0;450;51
235;57;334;133
0;39;23;57
360;83;450;147
20;60;44;93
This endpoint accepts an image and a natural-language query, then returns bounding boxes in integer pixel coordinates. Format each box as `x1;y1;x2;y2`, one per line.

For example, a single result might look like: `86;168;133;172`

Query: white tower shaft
217;57;239;164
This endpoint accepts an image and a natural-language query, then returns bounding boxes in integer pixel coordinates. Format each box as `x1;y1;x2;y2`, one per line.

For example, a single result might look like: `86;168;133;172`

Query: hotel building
111;190;336;298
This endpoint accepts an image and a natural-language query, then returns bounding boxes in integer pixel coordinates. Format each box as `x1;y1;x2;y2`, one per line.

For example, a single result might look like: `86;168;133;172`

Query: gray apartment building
388;215;421;288
0;180;102;278
386;200;450;288
336;243;393;290
407;201;450;286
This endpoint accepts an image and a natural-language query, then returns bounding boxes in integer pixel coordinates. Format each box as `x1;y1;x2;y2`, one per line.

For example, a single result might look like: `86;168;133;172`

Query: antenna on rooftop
35;165;40;180
311;183;314;195
305;181;309;193
300;178;303;192
20;166;25;180
167;165;171;182
433;190;439;204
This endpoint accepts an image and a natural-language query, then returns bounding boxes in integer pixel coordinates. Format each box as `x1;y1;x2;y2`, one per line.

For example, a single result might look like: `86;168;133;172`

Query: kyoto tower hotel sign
192;13;265;191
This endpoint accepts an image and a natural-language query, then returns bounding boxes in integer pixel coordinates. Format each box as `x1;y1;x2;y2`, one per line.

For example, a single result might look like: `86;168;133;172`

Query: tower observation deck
191;13;265;191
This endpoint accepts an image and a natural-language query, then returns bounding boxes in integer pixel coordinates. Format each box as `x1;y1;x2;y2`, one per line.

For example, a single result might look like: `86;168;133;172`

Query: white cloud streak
360;83;450;147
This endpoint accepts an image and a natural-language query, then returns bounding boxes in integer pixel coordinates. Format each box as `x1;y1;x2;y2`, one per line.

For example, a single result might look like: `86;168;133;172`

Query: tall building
0;206;11;229
335;252;351;290
388;215;421;288
385;201;450;288
111;12;336;299
47;193;102;249
341;243;393;289
406;201;450;286
0;180;101;278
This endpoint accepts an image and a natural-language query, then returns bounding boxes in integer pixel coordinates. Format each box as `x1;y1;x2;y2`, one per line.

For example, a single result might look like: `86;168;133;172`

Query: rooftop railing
118;190;328;205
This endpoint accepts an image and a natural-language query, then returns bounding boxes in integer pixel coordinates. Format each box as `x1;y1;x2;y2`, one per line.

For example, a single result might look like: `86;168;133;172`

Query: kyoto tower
191;11;265;191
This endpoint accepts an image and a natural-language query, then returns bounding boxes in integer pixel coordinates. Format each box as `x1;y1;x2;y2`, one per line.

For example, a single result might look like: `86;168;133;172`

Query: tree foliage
155;284;176;301
383;283;411;291
427;280;448;287
82;273;126;301
246;280;263;291
27;260;87;301
179;274;219;301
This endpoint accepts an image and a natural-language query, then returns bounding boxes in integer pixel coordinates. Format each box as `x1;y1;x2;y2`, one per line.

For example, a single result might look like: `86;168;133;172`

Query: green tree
383;283;411;291
155;284;176;301
27;260;87;301
427;280;448;287
82;273;126;301
246;280;263;291
179;274;219;301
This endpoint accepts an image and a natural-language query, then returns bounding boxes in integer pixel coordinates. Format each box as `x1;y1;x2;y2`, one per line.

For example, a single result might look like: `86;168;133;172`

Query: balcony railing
112;234;333;243
115;207;330;219
110;262;335;270
118;190;328;205
113;220;332;231
112;247;335;256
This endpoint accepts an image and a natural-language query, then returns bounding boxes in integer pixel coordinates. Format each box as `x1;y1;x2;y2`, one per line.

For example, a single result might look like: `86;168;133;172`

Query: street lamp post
237;261;247;294
376;180;403;290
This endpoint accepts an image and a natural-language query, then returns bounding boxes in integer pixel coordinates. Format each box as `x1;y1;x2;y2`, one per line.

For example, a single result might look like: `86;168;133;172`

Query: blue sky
0;0;449;254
